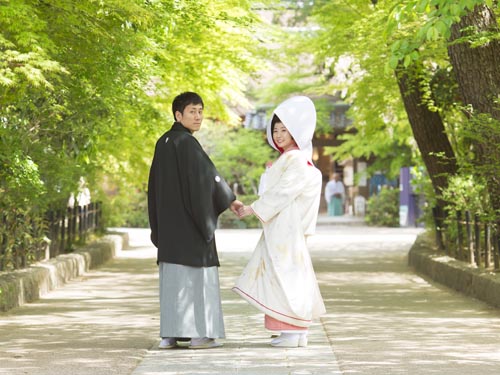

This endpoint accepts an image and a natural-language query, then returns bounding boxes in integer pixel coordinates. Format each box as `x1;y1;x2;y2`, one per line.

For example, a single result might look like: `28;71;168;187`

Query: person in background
147;91;242;349
233;96;326;348
324;173;345;216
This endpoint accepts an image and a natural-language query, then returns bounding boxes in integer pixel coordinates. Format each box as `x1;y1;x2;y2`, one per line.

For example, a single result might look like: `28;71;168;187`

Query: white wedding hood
266;96;317;160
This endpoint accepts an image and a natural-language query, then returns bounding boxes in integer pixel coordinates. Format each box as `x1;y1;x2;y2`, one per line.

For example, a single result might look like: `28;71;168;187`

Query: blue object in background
399;167;417;227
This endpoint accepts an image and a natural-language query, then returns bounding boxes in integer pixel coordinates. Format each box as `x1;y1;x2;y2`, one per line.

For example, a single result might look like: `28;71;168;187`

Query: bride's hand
237;205;254;218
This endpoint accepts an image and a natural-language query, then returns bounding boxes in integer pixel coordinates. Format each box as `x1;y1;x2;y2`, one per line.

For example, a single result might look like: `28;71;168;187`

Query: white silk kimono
232;149;326;328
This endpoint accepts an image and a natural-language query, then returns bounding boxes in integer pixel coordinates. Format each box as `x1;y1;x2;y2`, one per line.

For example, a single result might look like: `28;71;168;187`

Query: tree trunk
448;4;500;120
395;62;458;210
447;4;500;218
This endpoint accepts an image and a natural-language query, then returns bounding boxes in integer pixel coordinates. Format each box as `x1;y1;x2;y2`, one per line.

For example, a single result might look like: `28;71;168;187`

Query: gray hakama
159;262;225;339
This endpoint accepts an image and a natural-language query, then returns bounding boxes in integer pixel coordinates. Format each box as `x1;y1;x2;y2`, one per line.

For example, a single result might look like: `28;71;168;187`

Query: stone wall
0;232;128;312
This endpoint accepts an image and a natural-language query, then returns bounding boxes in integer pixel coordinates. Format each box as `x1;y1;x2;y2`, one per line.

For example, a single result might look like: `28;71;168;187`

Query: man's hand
230;200;243;216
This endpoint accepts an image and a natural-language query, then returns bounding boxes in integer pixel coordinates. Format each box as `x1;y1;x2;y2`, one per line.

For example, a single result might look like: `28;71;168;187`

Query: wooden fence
46;202;102;258
433;207;500;270
0;202;102;272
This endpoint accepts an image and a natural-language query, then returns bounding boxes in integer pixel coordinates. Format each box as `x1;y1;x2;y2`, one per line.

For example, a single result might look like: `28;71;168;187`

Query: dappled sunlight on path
0;238;159;375
311;226;500;374
1;226;500;374
132;228;341;374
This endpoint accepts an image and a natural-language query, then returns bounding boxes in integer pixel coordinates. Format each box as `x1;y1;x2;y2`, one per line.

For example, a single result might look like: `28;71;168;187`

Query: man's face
176;103;204;133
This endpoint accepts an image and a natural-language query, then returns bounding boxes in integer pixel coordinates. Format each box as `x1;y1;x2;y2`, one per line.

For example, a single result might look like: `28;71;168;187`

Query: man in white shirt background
324;173;345;216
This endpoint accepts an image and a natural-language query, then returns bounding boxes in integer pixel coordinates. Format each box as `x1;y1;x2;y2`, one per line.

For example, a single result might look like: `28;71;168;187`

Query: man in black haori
148;91;242;349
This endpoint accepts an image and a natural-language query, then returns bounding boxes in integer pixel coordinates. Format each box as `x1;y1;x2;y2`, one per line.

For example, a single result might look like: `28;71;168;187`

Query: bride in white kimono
233;96;326;348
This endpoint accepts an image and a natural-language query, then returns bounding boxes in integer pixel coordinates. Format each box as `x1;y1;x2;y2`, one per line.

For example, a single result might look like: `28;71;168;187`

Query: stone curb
408;231;500;308
0;232;129;313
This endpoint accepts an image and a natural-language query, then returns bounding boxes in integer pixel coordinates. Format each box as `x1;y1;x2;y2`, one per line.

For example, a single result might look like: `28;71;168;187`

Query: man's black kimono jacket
147;122;235;267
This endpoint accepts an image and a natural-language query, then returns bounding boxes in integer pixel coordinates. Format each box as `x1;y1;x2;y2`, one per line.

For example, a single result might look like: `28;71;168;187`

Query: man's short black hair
172;92;204;120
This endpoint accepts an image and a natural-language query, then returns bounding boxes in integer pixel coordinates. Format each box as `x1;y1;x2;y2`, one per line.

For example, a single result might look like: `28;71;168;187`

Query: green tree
268;0;499;222
0;0;269;267
259;0;418;178
388;0;500;217
200;124;275;195
447;3;500;220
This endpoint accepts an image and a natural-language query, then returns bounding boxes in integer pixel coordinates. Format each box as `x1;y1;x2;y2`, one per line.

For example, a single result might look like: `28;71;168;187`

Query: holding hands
237;205;254;219
230;200;244;215
230;200;254;219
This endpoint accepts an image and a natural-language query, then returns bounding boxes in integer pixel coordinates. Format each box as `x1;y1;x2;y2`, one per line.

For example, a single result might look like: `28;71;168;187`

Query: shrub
102;188;149;228
365;187;400;227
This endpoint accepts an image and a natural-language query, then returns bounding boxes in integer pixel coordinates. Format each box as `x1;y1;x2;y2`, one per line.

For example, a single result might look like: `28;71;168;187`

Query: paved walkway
1;223;500;374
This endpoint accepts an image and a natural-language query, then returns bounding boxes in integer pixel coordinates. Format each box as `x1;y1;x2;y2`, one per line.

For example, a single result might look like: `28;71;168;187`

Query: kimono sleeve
147;153;159;247
251;152;309;223
176;135;235;242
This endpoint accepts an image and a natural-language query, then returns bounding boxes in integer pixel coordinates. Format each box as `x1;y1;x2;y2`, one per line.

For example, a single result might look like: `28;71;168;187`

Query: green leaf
426;25;440;41
403;54;412;68
435;20;449;37
416;0;429;13
389;55;400;70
